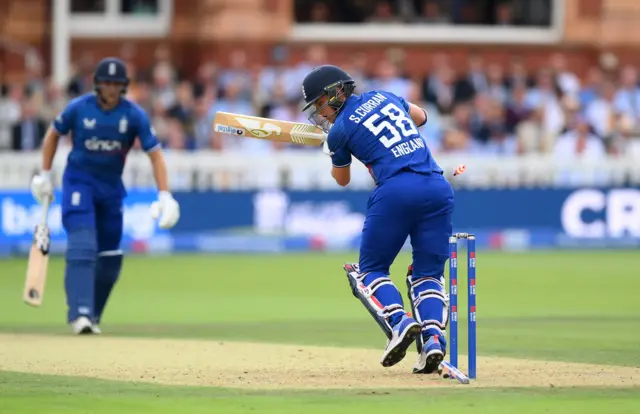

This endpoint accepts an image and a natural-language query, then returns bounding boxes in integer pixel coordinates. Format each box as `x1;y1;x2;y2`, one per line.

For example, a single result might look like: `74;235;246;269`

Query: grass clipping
1;334;638;389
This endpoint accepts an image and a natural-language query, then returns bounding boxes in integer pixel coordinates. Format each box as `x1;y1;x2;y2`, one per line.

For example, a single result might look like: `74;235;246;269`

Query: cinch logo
84;137;123;152
561;189;640;238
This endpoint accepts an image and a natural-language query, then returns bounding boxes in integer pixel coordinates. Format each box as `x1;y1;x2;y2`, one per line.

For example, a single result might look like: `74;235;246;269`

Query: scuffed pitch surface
1;334;638;389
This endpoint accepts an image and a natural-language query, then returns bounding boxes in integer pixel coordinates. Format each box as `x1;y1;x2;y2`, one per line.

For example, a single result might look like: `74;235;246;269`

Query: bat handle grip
40;196;51;227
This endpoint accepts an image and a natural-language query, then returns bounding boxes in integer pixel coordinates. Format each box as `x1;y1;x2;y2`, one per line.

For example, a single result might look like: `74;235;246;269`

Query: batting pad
344;263;407;339
406;267;448;352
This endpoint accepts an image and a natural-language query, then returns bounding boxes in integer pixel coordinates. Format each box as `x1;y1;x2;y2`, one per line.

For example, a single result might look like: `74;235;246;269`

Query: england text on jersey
391;138;425;158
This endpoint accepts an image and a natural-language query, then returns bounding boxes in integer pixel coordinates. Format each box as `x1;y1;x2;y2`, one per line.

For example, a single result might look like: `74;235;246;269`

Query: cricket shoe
380;315;421;367
71;316;94;335
91;324;102;334
412;334;445;374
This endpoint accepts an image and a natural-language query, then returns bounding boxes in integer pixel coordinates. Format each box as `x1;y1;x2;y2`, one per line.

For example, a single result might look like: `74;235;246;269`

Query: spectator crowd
2;42;640;161
295;0;552;27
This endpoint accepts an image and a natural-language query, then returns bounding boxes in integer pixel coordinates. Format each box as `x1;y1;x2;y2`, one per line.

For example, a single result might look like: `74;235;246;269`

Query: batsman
302;65;454;374
30;58;180;334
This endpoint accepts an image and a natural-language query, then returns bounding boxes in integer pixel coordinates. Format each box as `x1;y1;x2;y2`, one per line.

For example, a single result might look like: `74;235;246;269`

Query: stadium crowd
1;42;640;159
295;0;552;27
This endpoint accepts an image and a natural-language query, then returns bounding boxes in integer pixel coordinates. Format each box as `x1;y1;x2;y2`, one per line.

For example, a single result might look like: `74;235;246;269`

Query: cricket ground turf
0;252;638;413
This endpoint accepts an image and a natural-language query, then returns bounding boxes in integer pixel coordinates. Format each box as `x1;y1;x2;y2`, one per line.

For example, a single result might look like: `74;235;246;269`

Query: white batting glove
322;141;333;156
30;171;54;204
150;191;180;229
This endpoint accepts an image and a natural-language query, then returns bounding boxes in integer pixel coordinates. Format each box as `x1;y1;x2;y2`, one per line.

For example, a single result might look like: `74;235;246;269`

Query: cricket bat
213;111;327;146
23;196;52;307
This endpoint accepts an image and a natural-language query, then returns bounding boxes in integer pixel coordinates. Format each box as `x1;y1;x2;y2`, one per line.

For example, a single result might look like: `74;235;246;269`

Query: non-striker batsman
30;57;180;334
302;65;454;374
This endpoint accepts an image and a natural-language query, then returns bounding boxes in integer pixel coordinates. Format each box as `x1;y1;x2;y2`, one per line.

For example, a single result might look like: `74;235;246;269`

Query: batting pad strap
98;250;123;257
412;289;447;309
365;276;395;296
420;319;446;332
408;276;446;305
410;276;444;291
379;304;406;318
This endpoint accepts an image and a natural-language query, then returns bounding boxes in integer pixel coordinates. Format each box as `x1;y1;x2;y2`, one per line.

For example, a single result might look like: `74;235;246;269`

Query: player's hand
30;171;54;204
150;191;180;229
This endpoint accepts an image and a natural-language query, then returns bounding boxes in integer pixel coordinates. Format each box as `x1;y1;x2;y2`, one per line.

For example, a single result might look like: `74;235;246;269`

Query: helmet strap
326;83;354;114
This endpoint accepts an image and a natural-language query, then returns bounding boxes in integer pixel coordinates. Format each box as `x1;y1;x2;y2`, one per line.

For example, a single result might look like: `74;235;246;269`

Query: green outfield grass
1;251;639;413
1;371;639;414
1;251;639;366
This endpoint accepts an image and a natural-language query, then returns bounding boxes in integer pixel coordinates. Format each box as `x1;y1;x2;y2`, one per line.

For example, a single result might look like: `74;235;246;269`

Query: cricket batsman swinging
301;65;453;374
30;57;181;334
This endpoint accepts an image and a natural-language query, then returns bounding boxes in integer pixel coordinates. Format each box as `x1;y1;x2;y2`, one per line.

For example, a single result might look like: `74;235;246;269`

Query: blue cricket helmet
94;57;129;92
301;65;355;111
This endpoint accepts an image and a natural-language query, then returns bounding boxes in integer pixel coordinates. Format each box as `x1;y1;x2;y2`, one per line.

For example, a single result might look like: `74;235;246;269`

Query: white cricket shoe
71;316;94;335
91;324;102;334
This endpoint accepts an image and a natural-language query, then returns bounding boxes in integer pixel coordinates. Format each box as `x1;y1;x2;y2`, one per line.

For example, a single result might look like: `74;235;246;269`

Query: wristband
416;108;428;127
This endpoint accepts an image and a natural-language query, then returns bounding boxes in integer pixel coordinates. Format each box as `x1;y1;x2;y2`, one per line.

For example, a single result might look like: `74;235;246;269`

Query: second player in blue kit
302;65;454;374
30;58;181;335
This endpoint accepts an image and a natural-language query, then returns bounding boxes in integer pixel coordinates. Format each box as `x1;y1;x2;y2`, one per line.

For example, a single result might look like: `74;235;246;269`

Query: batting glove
30;171;54;204
322;141;333;156
150;191;180;229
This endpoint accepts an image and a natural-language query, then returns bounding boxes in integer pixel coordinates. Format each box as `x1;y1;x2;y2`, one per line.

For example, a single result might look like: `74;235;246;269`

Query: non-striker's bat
23;196;51;307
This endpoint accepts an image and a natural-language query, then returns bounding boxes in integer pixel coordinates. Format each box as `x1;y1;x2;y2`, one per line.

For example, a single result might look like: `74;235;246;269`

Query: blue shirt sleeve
396;94;410;112
134;107;161;152
52;100;78;135
376;90;410;112
327;121;352;168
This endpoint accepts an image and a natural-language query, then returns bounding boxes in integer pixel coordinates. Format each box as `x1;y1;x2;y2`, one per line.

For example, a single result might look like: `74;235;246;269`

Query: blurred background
0;0;639;255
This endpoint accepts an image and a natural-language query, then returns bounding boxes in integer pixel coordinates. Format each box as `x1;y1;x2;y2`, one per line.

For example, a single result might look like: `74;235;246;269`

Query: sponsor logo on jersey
84;137;123;152
119;117;128;134
83;118;96;129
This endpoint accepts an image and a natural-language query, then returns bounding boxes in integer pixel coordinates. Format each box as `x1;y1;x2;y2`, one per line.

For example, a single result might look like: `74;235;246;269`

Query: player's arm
40;127;62;172
30;104;76;204
395;94;428;127
136;110;180;228
407;102;428;127
136;110;169;191
43;104;77;172
30;126;60;204
148;149;169;192
325;128;352;187
332;163;351;187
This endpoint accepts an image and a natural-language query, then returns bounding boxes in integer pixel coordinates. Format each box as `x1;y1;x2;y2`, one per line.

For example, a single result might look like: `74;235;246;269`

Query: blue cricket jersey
327;90;443;184
53;93;160;183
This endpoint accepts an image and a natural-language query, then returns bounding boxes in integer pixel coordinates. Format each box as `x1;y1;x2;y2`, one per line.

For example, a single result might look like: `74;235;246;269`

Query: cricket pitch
0;333;638;389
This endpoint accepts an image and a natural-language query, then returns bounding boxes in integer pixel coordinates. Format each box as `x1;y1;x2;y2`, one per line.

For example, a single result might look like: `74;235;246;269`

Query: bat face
23;223;51;307
213;112;326;146
232;116;283;139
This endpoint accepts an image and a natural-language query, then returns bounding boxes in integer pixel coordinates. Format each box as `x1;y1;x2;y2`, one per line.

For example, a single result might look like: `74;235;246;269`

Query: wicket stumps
442;232;476;384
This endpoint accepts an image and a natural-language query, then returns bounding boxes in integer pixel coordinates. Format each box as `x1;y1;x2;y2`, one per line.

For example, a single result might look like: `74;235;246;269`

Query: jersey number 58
363;103;419;148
